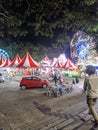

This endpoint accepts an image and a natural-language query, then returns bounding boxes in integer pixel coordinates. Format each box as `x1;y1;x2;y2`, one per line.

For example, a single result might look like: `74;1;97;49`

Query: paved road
13;94;98;130
0;77;98;130
13;93;98;130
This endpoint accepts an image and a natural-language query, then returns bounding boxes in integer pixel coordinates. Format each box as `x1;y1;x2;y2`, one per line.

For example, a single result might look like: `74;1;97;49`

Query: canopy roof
9;54;21;67
40;56;51;66
17;52;39;68
41;56;51;62
53;60;63;68
0;57;3;65
62;58;77;69
0;58;11;68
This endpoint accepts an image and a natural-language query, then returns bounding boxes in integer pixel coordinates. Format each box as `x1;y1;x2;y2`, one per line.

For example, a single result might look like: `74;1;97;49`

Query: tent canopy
0;57;3;65
62;58;77;69
40;56;51;67
0;58;11;68
53;60;63;68
9;54;21;67
17;52;39;68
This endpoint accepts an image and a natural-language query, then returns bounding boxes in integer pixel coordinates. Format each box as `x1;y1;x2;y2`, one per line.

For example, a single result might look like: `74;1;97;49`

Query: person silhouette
83;65;98;126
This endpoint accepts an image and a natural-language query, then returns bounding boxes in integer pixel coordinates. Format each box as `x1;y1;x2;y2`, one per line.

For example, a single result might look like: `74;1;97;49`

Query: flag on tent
16;52;39;68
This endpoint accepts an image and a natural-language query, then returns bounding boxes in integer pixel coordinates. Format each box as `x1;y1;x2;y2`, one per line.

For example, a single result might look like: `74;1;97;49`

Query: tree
0;0;98;58
0;0;98;39
56;32;71;51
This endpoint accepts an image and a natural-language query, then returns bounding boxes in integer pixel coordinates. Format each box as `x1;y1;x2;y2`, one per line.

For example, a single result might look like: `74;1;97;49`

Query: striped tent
0;58;11;68
9;54;21;68
16;52;39;68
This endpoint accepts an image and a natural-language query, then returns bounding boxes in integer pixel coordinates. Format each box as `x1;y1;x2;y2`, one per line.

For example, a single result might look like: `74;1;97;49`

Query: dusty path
0;76;85;130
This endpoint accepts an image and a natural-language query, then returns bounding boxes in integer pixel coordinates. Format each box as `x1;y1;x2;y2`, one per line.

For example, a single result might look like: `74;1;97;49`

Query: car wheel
21;86;26;90
42;84;47;88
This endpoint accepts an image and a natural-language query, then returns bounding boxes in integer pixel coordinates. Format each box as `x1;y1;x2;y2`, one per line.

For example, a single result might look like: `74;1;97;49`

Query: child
59;75;63;85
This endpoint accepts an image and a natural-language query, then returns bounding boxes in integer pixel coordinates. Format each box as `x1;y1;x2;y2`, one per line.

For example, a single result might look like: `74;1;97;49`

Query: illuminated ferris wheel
70;31;96;63
0;49;9;60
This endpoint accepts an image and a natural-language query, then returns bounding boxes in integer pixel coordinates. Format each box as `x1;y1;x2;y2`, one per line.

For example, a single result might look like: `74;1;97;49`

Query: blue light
70;31;95;62
76;40;89;60
0;49;9;59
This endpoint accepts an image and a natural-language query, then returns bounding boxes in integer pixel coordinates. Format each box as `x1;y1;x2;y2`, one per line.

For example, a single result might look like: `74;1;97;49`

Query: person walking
59;75;63;85
75;77;79;84
72;77;79;85
53;73;58;86
83;65;98;126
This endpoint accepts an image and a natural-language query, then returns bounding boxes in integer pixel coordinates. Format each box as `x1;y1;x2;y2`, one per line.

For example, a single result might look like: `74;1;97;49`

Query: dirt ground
0;76;84;130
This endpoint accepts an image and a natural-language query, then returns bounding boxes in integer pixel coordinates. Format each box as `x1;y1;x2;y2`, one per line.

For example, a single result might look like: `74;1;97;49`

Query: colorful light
70;31;96;62
0;49;9;60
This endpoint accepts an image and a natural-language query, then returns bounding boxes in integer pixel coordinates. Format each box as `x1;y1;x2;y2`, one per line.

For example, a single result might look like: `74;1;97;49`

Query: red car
20;75;50;89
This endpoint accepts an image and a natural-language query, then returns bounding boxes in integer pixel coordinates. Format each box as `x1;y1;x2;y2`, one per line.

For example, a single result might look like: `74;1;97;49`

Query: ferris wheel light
70;31;96;63
0;48;9;59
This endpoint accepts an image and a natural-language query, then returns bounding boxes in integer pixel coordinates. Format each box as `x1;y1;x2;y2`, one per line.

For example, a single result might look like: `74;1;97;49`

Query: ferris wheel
0;49;9;60
70;31;95;63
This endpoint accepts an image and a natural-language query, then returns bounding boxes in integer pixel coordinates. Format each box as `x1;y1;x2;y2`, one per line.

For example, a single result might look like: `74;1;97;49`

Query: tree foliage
0;0;98;57
0;40;62;61
0;0;98;38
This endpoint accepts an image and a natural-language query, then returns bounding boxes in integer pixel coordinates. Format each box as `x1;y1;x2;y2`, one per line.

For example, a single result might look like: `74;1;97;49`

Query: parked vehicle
20;75;50;89
0;73;5;83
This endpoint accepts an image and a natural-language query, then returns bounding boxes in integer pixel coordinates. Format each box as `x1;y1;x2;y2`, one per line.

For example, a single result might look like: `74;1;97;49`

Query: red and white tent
53;60;63;68
62;58;77;69
8;54;21;68
40;56;51;67
0;57;11;68
0;57;3;65
16;52;39;68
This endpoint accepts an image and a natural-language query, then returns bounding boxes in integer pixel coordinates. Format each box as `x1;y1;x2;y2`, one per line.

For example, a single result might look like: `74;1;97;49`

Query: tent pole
31;68;34;75
33;68;34;75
